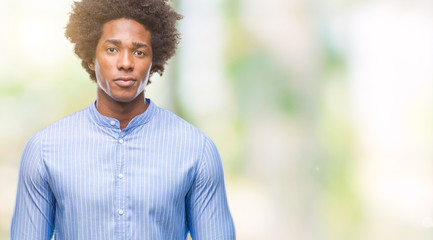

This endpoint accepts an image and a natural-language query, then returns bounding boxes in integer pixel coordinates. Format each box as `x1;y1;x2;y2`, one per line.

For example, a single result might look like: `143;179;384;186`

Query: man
10;0;235;239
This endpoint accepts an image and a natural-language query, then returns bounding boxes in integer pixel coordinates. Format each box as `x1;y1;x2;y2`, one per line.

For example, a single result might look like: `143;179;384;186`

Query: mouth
113;77;136;87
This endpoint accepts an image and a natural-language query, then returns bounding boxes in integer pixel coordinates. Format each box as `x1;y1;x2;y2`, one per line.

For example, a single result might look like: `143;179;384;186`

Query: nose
117;51;134;71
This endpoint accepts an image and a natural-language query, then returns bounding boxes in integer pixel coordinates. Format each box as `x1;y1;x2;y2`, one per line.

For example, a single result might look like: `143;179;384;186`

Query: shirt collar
88;98;156;130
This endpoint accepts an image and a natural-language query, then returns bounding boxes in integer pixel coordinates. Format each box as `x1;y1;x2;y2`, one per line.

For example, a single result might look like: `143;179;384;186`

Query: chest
44;137;197;214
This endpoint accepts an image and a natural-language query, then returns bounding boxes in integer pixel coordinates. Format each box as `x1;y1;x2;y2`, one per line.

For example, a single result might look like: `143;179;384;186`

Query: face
90;18;153;103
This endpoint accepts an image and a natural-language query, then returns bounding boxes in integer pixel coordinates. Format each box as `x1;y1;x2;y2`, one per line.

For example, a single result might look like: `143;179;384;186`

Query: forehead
100;18;151;44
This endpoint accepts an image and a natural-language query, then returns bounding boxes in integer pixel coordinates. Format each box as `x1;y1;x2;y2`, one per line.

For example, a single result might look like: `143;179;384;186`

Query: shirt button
118;210;124;215
110;120;116;126
118;139;124;144
118;173;124;179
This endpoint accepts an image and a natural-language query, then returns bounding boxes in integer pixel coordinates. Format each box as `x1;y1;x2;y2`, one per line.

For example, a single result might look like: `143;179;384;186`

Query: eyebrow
132;41;149;49
105;39;149;49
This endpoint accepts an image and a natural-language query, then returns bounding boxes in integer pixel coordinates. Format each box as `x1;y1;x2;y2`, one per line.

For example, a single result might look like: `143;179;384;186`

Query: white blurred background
1;0;433;239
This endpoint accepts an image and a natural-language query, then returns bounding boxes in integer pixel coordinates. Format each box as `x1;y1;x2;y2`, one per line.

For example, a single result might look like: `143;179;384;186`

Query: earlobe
88;61;95;71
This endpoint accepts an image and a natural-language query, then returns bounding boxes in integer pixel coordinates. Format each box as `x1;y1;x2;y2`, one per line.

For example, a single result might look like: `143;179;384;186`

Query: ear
88;61;95;71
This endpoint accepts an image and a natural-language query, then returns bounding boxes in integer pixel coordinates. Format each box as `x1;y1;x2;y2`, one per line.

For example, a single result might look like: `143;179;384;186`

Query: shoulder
151;105;219;160
154;107;197;129
20;107;91;160
34;106;90;138
152;106;207;140
41;107;90;132
151;107;225;186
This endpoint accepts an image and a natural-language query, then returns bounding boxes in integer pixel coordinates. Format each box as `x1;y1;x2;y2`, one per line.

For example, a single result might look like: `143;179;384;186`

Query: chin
112;96;138;103
111;92;143;103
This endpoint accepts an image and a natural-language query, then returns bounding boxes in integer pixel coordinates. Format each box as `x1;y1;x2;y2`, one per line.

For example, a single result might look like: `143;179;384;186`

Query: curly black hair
65;0;182;82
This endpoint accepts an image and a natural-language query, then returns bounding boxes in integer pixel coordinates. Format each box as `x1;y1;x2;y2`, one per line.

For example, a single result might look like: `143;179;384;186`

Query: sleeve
10;133;55;240
186;137;236;240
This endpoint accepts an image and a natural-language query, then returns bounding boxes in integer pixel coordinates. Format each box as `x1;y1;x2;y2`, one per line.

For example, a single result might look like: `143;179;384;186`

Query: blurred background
1;0;433;239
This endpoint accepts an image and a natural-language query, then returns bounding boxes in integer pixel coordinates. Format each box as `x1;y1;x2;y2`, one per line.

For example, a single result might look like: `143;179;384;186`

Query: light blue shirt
11;99;235;240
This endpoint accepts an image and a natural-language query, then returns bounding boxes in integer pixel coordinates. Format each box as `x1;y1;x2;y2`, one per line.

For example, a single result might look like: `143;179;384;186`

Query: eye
134;50;146;56
107;47;117;53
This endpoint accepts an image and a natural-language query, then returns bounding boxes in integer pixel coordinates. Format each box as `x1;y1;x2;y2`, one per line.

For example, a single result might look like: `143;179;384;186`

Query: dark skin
89;18;153;129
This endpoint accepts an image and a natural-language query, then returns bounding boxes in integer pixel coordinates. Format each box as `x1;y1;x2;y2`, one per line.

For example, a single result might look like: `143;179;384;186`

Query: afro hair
65;0;182;81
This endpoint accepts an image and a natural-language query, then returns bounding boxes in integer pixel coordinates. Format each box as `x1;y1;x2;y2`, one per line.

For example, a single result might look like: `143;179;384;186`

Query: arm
10;134;55;240
186;137;235;240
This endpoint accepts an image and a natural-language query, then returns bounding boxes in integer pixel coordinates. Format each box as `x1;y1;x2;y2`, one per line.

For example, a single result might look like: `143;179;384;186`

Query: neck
96;90;148;130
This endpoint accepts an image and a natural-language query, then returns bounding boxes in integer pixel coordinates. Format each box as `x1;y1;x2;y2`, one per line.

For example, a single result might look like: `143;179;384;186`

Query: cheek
94;53;114;76
140;63;153;79
94;61;109;81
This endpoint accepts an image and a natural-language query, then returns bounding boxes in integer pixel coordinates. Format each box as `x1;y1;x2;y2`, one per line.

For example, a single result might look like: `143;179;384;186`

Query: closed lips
115;77;136;81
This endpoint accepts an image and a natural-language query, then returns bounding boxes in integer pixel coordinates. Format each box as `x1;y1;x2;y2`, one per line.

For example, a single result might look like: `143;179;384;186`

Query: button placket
116;130;127;233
